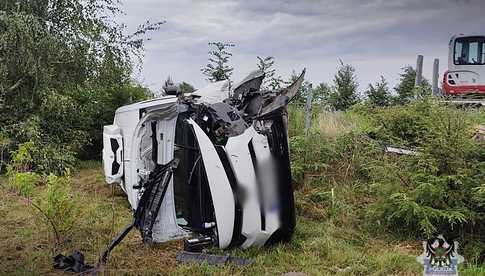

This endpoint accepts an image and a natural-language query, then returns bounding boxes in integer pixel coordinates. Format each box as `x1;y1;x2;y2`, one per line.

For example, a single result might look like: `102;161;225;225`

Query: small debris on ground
53;251;94;273
281;272;307;276
176;251;253;266
384;145;419;156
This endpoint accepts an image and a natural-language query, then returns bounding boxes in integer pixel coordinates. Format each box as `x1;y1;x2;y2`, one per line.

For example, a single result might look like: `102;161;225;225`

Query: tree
394;66;431;105
394;66;416;104
0;0;162;168
201;42;234;82
331;61;359;110
365;76;392;106
257;56;275;79
256;56;284;90
312;83;332;106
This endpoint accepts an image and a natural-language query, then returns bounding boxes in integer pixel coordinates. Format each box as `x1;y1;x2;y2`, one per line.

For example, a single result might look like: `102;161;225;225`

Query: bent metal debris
101;69;305;253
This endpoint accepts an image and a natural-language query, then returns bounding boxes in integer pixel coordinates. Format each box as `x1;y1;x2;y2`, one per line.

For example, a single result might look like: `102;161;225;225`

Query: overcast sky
119;0;485;93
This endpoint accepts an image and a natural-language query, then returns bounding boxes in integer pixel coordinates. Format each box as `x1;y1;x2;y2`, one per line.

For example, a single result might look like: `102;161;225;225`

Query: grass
0;163;427;275
1;105;484;275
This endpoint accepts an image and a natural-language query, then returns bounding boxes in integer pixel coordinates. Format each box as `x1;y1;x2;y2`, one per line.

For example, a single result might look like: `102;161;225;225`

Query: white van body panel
187;118;235;249
225;126;280;248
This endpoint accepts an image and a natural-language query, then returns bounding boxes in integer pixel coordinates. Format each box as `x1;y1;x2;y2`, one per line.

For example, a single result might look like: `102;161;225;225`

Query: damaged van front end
102;70;304;250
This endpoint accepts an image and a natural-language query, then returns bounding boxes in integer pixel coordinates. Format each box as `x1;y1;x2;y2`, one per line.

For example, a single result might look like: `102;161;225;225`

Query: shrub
37;173;76;234
6;139;76;176
6;142;77;244
8;171;39;197
289;134;331;184
364;100;485;240
289;99;484;260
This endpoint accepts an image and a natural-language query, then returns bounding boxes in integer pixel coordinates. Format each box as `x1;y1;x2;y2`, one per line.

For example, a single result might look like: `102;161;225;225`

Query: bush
6;138;76;176
289;134;331;184
8;171;39;197
0;0;157;171
288;99;485;261
364;100;485;241
6;142;76;239
37;173;76;234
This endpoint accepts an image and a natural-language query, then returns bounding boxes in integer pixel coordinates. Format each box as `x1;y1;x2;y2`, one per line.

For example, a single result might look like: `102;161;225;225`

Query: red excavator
442;34;485;101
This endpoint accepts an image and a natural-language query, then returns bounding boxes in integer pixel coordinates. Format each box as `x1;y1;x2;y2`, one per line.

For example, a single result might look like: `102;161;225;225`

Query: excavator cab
443;34;485;97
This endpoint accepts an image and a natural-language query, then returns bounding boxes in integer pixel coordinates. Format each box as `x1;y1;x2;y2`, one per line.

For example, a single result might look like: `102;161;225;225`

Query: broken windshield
454;36;485;65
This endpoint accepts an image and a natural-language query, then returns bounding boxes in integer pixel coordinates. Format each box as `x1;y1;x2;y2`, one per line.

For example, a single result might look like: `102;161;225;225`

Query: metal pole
305;84;313;137
415;55;423;88
432;58;439;96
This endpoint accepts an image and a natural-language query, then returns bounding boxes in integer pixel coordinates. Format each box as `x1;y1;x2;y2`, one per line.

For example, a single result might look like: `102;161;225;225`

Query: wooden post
305;84;313;137
415;55;423;87
432;58;439;96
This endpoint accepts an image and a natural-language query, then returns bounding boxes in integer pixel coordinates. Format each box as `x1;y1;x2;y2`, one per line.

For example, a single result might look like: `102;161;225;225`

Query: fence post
414;55;424;99
432;58;440;96
305;84;313;137
415;55;423;88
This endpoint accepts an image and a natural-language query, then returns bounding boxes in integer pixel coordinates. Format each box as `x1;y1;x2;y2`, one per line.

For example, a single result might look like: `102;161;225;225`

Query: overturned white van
102;70;304;250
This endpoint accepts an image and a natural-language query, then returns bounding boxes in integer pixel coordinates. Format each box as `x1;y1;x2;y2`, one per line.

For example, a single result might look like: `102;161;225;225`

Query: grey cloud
119;0;485;90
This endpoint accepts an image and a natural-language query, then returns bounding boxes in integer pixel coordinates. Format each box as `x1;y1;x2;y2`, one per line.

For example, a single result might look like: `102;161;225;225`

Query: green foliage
5;141;77;247
394;66;431;104
312;83;332;106
8;172;39;197
288;62;359;110
329;61;360;110
37;173;75;233
6;141;39;197
355;99;442;147
257;56;274;82
7;141;35;172
0;0;157;172
288;101;485;261
256;56;284;90
287;104;306;137
365;76;392;106
201;42;235;82
289;136;306;181
363;101;485;239
6;123;77;174
289;133;331;183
